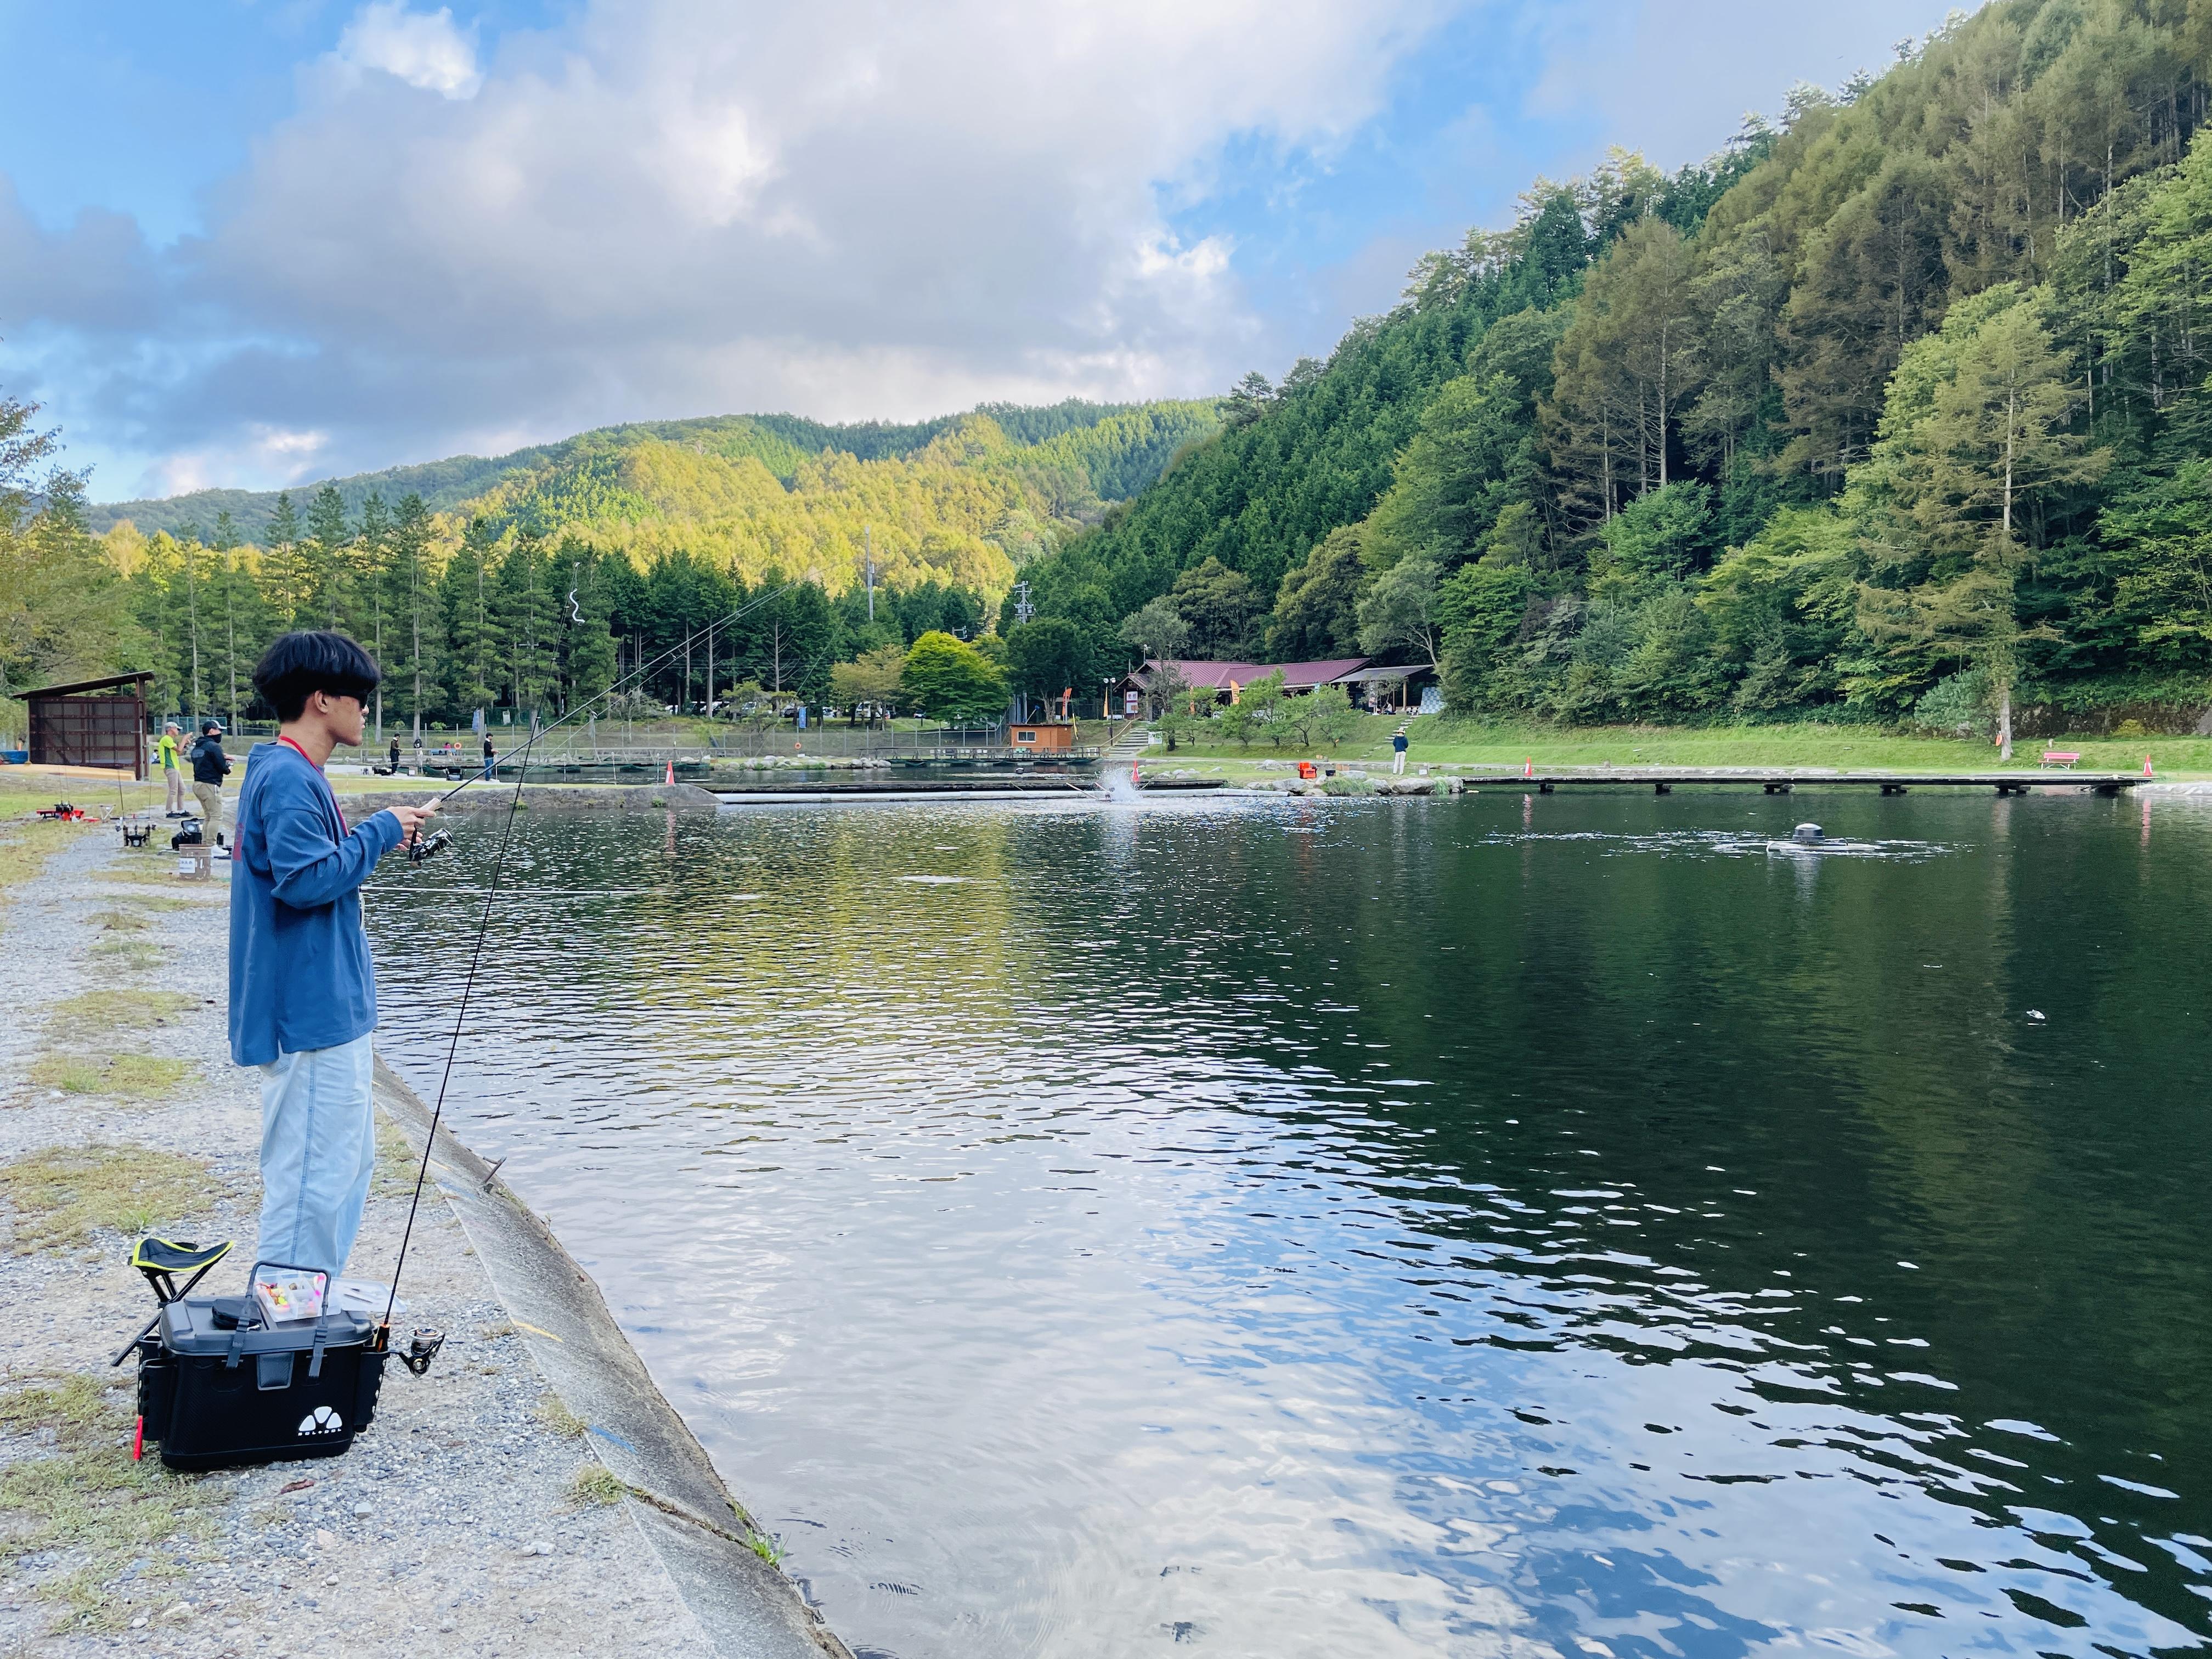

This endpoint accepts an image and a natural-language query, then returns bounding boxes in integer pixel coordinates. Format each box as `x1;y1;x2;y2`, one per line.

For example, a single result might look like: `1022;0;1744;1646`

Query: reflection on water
365;789;2212;1659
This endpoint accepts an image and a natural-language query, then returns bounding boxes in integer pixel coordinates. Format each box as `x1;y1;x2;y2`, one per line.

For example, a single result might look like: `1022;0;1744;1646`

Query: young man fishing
230;632;438;1280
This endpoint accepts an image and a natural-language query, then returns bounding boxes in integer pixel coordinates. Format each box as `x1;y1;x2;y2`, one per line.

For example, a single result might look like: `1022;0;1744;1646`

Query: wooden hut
1009;722;1076;752
23;672;153;777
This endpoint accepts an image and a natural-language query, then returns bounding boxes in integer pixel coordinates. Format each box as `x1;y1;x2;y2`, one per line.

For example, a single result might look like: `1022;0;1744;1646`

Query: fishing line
379;580;793;1339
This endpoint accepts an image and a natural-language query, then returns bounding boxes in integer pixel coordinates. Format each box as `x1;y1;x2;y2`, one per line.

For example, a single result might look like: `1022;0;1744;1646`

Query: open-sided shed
23;672;153;777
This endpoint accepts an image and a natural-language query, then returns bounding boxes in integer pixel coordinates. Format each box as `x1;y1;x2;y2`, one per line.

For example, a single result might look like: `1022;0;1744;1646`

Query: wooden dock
1459;770;2148;795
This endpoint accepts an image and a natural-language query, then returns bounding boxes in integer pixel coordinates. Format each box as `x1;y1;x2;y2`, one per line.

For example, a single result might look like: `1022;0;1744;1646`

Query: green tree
1288;683;1361;748
388;495;437;734
303;483;352;631
1217;669;1289;747
1853;286;2108;755
0;392;143;699
356;490;392;736
1543;217;1701;528
442;517;503;718
1006;619;1090;715
1169;556;1264;657
555;537;620;714
207;550;276;729
494;533;561;716
1363;374;1538;569
831;644;909;723
901;630;1009;723
1356;555;1446;670
1436;561;1534;712
264;492;308;626
1116;595;1189;662
1266;527;1367;658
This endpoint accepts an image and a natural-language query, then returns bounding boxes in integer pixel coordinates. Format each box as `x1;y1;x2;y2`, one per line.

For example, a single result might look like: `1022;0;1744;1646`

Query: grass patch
46;990;195;1037
89;939;164;972
569;1465;625;1506
87;907;149;933
537;1395;588;1438
0;1372;220;1632
1171;714;2212;775
119;894;202;913
0;818;94;907
97;861;184;886
747;1528;786;1566
0;1144;220;1254
373;1112;419;1194
27;1053;193;1102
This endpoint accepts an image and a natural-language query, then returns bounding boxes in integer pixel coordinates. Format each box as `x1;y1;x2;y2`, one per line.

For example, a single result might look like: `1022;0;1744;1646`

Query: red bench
2040;750;2081;769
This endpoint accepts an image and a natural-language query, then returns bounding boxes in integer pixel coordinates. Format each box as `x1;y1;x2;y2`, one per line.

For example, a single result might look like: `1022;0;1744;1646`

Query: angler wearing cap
229;632;438;1282
189;719;233;843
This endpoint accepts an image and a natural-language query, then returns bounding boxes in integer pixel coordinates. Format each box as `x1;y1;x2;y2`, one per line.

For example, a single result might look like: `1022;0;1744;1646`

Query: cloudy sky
1;0;1958;503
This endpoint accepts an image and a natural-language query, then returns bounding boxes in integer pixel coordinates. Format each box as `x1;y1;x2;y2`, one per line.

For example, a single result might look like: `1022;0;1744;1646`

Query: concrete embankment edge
372;1058;853;1659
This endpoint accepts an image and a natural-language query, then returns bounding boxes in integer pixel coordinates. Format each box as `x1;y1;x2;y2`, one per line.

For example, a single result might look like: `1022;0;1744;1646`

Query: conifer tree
388;495;436;736
303;484;351;630
265;492;307;625
1855;287;2108;756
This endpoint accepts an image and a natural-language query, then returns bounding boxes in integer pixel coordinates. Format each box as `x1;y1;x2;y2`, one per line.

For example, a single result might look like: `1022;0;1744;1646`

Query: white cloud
335;3;483;100
30;0;1456;489
3;0;1968;496
140;425;330;500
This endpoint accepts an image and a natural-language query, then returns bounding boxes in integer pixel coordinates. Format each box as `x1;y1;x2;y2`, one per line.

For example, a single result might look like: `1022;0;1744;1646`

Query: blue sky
0;0;1959;501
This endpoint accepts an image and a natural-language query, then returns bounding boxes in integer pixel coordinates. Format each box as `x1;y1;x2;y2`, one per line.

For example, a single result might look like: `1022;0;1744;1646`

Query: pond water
363;788;2212;1659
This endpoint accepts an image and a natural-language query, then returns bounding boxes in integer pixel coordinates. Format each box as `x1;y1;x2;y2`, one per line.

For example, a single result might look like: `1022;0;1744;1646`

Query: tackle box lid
159;1300;376;1357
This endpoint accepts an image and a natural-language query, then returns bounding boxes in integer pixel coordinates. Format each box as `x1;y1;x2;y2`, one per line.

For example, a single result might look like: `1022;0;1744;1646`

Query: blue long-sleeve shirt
228;741;404;1066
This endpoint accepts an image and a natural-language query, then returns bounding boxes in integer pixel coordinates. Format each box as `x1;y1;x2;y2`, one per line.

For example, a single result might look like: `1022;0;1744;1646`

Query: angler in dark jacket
189;721;232;843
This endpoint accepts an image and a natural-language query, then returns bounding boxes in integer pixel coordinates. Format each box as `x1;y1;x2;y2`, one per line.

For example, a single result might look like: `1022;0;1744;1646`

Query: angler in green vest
157;722;186;816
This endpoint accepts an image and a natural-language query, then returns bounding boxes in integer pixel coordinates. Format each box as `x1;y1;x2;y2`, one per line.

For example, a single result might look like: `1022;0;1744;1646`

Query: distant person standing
388;735;402;774
481;732;496;780
159;722;187;816
1391;729;1409;776
189;720;232;843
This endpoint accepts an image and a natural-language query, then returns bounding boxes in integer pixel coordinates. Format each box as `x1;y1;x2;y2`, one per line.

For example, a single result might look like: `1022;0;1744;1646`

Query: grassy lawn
1160;714;2210;776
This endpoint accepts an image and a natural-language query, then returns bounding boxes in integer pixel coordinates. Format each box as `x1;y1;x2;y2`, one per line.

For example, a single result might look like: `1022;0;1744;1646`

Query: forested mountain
1018;0;2212;744
4;397;1215;729
89;399;1209;540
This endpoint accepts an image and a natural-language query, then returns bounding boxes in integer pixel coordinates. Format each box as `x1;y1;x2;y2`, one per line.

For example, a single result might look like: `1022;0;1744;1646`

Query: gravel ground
0;820;719;1659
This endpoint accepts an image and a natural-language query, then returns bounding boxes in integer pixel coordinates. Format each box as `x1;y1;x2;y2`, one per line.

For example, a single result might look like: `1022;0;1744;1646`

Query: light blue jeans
257;1033;377;1278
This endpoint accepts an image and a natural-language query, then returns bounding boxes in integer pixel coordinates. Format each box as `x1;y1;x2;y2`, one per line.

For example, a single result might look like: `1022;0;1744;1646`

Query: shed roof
1329;664;1436;684
19;672;155;699
1135;657;1368;691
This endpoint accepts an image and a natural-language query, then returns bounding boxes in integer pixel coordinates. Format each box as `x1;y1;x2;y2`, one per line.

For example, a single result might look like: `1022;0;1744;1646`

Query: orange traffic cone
2145;754;2155;778
664;759;675;786
1522;756;1533;778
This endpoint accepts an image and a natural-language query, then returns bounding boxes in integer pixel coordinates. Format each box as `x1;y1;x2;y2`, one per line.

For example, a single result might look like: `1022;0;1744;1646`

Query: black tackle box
137;1299;387;1471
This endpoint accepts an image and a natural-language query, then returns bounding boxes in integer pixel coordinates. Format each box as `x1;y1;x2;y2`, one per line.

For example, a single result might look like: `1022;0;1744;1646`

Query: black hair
201;720;222;734
252;631;382;723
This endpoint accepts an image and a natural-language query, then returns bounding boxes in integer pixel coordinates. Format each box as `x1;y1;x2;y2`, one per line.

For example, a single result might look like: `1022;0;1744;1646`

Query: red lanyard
275;735;343;824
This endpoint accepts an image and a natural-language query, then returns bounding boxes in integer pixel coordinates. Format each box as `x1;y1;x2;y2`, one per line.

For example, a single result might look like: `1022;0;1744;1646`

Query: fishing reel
376;1324;446;1376
405;828;453;866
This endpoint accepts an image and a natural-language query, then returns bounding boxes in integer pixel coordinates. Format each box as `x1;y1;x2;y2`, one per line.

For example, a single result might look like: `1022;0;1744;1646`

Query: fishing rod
376;582;793;1344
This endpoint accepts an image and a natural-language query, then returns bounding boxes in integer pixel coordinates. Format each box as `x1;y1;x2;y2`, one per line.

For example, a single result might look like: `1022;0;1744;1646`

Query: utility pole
1012;579;1035;625
865;524;875;623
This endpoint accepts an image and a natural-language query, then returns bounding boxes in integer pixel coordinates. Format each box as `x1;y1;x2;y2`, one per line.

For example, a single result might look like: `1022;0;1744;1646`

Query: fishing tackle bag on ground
136;1300;387;1471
